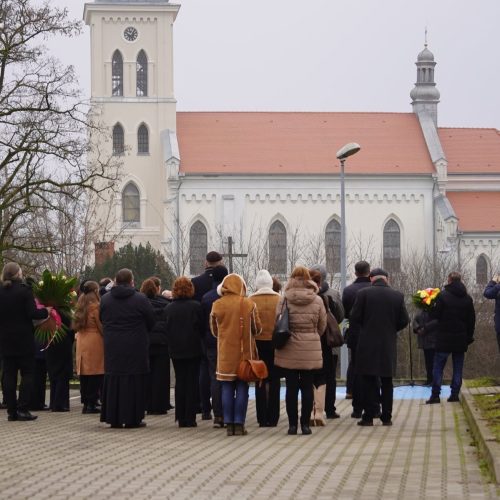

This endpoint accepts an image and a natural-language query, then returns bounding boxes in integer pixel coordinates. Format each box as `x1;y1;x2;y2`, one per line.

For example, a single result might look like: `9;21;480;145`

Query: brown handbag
322;295;344;348
236;298;269;383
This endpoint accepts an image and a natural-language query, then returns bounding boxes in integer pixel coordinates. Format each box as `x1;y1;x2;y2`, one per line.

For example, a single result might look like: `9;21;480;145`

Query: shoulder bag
322;295;344;348
272;298;291;349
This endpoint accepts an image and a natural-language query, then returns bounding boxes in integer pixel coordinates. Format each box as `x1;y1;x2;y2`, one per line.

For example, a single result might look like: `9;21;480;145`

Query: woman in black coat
0;263;49;421
412;310;437;385
164;277;204;427
140;277;172;415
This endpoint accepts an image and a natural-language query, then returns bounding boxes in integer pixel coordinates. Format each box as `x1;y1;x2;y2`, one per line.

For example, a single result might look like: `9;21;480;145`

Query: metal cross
222;236;248;273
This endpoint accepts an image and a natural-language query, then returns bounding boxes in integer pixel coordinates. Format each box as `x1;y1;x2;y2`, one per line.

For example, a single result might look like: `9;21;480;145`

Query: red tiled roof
176;112;435;175
438;128;500;174
447;191;500;232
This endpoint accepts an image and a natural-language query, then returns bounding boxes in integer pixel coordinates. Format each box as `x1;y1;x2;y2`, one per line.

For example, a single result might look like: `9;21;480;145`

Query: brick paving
0;391;498;499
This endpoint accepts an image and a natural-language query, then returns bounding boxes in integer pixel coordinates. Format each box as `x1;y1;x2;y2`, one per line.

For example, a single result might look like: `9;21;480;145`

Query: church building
84;0;500;286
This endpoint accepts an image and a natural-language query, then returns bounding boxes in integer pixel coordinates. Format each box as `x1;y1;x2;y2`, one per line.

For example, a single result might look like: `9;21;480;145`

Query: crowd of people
0;251;497;433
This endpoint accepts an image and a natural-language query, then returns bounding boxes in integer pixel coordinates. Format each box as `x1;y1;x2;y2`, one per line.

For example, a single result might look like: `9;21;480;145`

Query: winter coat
274;278;327;371
100;285;156;375
412;310;437;351
147;295;170;356
164;298;204;359
342;276;371;349
0;281;49;357
210;274;262;381
430;281;475;353
249;288;281;342
201;283;223;349
192;267;217;302
483;280;500;333
319;282;345;356
350;279;409;377
75;302;104;375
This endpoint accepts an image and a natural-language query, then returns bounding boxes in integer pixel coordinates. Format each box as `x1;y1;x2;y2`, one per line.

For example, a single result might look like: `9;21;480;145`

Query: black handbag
273;299;291;349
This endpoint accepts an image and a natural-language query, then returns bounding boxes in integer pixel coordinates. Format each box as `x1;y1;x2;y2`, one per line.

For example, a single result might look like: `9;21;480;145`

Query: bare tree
0;0;119;266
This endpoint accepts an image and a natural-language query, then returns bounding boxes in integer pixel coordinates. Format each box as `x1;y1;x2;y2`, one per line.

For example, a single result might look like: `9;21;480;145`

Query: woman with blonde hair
73;281;104;414
274;266;326;435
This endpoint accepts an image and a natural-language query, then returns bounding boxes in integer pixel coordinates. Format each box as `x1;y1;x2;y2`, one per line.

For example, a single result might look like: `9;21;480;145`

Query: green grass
473;394;500;442
465;377;500;388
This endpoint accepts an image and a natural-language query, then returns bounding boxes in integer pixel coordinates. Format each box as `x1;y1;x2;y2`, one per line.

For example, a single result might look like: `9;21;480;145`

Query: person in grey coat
483;273;500;352
350;268;409;426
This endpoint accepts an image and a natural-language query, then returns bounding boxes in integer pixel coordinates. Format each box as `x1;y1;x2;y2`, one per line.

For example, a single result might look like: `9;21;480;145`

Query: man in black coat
483;274;500;352
191;250;224;419
0;263;50;421
350;268;409;426
100;268;155;428
342;260;371;418
426;272;475;404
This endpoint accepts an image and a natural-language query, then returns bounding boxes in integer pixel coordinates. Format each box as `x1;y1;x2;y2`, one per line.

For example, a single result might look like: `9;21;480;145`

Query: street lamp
336;142;361;378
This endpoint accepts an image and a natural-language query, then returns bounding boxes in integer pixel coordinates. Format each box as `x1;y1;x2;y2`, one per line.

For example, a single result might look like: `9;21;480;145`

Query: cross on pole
223;236;248;273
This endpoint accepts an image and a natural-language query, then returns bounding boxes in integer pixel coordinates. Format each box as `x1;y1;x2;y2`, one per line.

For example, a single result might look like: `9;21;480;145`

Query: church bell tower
84;0;180;250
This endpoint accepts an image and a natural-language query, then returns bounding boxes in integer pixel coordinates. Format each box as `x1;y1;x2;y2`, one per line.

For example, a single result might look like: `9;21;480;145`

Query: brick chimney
95;241;115;266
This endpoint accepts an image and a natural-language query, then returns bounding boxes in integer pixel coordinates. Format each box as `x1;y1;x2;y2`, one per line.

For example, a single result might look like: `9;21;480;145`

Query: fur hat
255;269;273;290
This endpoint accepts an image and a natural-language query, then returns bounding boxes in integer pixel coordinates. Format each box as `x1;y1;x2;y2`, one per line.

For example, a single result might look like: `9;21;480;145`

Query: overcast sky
48;0;500;129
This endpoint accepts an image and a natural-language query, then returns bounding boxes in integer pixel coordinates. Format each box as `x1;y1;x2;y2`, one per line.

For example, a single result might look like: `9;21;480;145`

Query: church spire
410;36;440;126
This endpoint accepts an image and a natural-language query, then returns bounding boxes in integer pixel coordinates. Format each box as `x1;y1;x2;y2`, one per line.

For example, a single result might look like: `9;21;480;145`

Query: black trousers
325;353;338;416
255;341;281;426
346;350;354;394
362;375;393;423
423;349;435;383
172;357;200;425
147;353;171;413
50;378;70;411
30;358;47;410
2;355;35;415
350;348;363;414
282;368;314;427
199;351;212;415
80;374;103;406
206;346;222;418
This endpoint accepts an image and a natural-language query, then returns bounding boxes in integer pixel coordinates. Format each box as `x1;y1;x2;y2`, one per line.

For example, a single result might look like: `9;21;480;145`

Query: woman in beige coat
74;281;104;414
210;274;262;436
275;267;327;435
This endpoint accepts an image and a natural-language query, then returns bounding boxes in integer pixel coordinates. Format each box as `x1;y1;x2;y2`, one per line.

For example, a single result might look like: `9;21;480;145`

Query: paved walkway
0;391;498;500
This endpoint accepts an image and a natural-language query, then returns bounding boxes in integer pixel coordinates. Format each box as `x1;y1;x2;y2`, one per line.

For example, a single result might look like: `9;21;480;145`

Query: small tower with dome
410;41;440;126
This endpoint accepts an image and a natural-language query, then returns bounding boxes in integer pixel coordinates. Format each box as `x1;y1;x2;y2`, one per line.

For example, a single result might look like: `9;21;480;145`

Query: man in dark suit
342;260;371;418
350;268;409;426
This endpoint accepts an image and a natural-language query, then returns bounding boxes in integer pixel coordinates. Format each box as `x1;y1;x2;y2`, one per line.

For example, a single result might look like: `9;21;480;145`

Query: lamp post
335;142;361;378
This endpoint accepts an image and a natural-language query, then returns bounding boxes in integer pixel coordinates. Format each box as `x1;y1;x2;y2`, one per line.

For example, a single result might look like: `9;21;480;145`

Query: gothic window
476;255;488;285
325;219;341;275
122;182;140;224
112;50;123;96
383;219;401;273
136;50;148;97
190;221;207;275
112;123;124;155
137;123;149;154
268;220;287;275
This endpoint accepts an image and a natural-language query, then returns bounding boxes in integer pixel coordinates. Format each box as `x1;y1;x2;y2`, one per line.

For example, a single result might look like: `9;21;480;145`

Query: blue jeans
432;351;465;397
221;380;249;425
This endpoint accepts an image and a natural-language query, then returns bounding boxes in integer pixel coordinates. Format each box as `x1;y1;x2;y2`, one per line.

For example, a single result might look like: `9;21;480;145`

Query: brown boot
226;424;234;436
233;423;248;436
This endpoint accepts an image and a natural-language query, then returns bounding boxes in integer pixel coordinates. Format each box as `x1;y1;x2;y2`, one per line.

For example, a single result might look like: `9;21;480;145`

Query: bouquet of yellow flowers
412;287;440;311
31;270;78;347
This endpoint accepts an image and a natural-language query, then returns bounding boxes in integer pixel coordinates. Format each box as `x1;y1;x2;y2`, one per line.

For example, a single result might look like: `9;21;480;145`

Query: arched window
122;182;140;224
112;123;124;155
112;50;123;96
325;219;341;275
268;220;287;275
383;219;401;273
476;255;488;285
190;221;208;275
136;50;148;97
137;124;149;154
